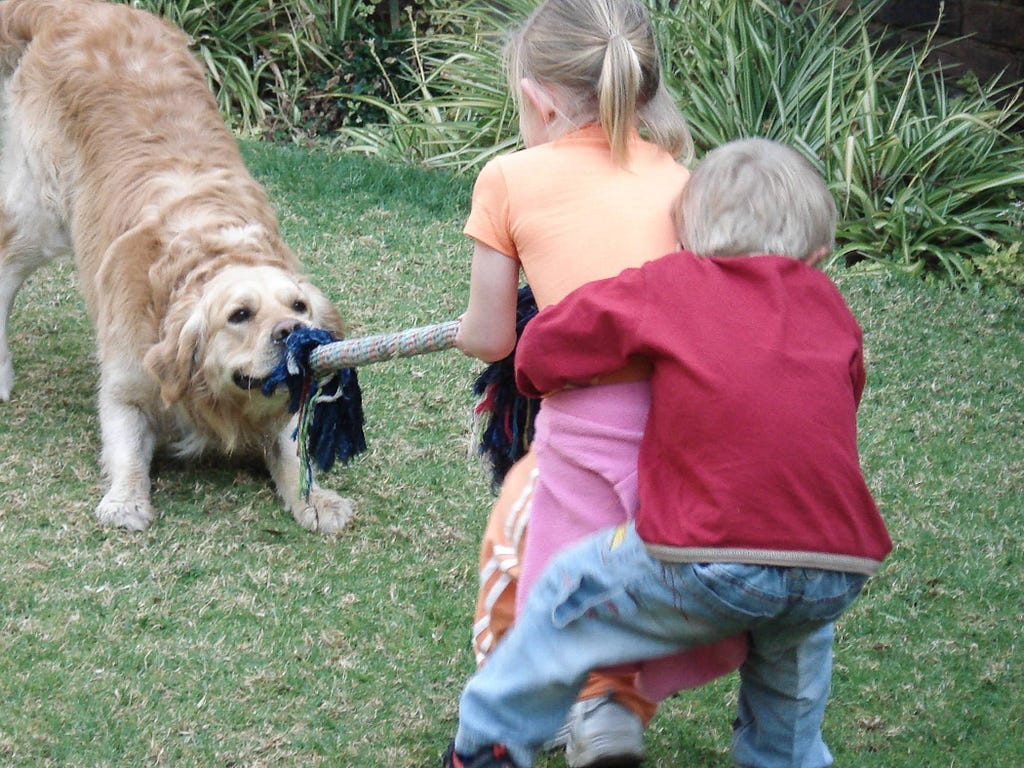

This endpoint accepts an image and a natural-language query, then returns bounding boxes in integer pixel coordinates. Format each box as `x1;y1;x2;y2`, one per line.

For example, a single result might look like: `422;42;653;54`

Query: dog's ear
303;280;345;338
144;303;206;405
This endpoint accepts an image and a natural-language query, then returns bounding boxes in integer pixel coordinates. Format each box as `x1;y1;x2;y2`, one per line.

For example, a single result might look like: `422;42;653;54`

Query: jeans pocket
800;571;869;622
687;563;785;621
550;573;638;629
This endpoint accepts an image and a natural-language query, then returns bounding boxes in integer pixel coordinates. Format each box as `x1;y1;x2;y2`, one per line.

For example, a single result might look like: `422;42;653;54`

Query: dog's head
144;262;344;447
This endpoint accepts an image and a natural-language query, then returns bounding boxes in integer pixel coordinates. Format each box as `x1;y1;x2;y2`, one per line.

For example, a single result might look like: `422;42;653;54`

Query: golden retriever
0;0;354;533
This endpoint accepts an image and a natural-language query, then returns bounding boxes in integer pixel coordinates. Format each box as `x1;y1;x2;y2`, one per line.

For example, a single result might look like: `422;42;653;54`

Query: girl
456;1;746;766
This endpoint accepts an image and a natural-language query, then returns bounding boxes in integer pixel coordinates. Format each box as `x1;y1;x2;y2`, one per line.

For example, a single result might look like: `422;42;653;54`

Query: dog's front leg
266;422;354;534
94;378;158;531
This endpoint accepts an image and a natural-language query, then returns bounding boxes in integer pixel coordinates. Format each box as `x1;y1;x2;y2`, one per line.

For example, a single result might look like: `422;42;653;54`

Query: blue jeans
454;524;868;768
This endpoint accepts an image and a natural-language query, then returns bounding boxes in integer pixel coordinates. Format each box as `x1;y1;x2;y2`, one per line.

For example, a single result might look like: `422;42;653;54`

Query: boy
443;138;892;768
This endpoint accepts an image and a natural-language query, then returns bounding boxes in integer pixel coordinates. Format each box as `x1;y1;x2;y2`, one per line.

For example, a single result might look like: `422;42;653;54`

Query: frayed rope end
261;327;367;497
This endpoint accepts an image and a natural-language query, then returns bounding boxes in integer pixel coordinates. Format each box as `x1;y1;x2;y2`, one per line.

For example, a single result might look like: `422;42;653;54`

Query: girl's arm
456;240;520;362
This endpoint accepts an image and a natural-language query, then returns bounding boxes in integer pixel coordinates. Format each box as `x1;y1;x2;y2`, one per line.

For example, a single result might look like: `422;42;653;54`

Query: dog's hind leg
0;215;51;401
0;120;71;401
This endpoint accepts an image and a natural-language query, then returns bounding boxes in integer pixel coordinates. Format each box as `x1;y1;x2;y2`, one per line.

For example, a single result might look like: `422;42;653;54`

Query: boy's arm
515;269;645;397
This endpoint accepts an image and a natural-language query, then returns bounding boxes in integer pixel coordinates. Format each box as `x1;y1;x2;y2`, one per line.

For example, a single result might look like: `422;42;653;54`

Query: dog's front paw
95;495;155;532
290;489;354;535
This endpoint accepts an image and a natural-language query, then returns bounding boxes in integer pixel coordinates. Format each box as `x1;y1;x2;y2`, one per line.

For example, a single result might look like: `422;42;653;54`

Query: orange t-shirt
463;124;689;310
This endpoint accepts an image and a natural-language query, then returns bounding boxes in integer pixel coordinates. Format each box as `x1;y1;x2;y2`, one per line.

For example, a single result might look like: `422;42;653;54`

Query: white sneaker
541;715;571;752
564;695;645;768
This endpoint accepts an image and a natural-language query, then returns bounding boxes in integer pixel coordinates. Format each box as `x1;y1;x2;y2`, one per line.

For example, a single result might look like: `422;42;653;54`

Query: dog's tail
0;0;66;72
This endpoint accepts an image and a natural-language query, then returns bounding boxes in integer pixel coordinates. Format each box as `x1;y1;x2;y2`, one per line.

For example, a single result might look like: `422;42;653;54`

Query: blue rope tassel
471;285;541;490
261;327;366;496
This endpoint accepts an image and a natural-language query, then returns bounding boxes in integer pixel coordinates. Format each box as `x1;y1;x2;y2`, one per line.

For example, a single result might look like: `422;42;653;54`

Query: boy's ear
804;246;829;268
520;78;557;124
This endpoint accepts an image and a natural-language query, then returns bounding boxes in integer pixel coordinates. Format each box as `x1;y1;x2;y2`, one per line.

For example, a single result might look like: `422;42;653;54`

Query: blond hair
507;0;692;165
675;138;837;260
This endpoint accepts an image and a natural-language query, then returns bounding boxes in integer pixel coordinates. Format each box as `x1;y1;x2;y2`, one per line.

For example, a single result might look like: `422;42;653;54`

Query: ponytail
599;34;642;165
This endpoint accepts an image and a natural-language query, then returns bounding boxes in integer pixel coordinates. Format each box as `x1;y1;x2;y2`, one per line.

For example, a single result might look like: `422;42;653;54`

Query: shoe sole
571;758;643;768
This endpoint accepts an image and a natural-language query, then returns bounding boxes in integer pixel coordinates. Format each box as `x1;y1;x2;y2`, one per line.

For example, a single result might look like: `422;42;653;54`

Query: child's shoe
443;740;520;768
565;694;645;768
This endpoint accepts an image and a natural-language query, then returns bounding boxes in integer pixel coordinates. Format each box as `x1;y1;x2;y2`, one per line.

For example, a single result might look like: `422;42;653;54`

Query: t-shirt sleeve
463;158;517;260
515;268;646;396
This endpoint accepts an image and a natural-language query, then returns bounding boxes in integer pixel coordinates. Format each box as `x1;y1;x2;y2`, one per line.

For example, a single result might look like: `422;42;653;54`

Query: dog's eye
228;307;252;324
292;300;308;314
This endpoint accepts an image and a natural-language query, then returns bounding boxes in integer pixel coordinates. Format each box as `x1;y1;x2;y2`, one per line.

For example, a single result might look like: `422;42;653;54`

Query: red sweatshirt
516;251;892;575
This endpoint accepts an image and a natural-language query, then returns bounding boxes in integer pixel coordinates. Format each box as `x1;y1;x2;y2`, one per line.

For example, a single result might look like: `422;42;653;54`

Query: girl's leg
472;452;538;665
517;385;658;737
515;383;650;614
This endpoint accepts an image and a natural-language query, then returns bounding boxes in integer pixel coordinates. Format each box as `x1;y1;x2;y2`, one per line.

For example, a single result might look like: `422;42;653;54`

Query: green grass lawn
0;141;1021;767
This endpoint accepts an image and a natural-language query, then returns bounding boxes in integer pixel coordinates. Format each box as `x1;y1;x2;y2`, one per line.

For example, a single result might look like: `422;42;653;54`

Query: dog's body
0;0;353;533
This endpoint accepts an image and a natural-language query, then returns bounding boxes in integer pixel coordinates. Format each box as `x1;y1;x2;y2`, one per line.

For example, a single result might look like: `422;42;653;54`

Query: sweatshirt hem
642;544;883;576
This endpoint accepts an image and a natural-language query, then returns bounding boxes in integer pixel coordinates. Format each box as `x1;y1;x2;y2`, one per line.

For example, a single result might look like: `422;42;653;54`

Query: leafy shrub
324;0;1024;286
658;0;1024;283
327;0;531;169
972;230;1024;295
124;0;391;136
118;0;1023;286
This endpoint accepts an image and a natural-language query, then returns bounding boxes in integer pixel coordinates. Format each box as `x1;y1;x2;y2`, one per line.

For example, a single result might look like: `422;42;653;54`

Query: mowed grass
0;141;1021;767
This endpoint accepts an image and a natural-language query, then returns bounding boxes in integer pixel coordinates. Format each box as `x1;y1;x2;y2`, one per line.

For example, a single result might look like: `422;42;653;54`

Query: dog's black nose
272;319;304;343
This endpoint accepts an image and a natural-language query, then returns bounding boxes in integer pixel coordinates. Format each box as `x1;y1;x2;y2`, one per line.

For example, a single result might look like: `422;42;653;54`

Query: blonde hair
675;138;837;260
507;0;692;165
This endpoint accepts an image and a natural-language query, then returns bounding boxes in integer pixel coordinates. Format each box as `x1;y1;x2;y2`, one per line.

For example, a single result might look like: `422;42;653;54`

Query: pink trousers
520;382;747;697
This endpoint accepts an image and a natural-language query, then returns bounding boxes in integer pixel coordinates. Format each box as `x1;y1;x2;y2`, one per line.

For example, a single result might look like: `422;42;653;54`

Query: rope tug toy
262;286;540;497
261;320;460;497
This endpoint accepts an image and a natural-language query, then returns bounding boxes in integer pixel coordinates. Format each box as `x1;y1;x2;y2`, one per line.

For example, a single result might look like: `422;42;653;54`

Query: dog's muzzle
233;319;310;391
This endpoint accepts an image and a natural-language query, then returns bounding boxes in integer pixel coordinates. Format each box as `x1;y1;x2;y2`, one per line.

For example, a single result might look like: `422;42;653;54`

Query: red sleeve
515;268;646;396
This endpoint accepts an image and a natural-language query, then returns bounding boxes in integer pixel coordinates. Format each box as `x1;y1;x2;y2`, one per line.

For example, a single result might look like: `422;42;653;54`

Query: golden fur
0;0;353;533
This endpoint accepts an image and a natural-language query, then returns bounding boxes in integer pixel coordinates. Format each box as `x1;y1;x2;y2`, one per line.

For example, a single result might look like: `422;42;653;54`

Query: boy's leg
455;527;867;768
729;568;867;768
732;623;835;768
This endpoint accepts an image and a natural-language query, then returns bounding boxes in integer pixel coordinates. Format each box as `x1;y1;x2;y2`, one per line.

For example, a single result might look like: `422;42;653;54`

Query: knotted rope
262;320;460;497
308;320;461;374
263;287;540;498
